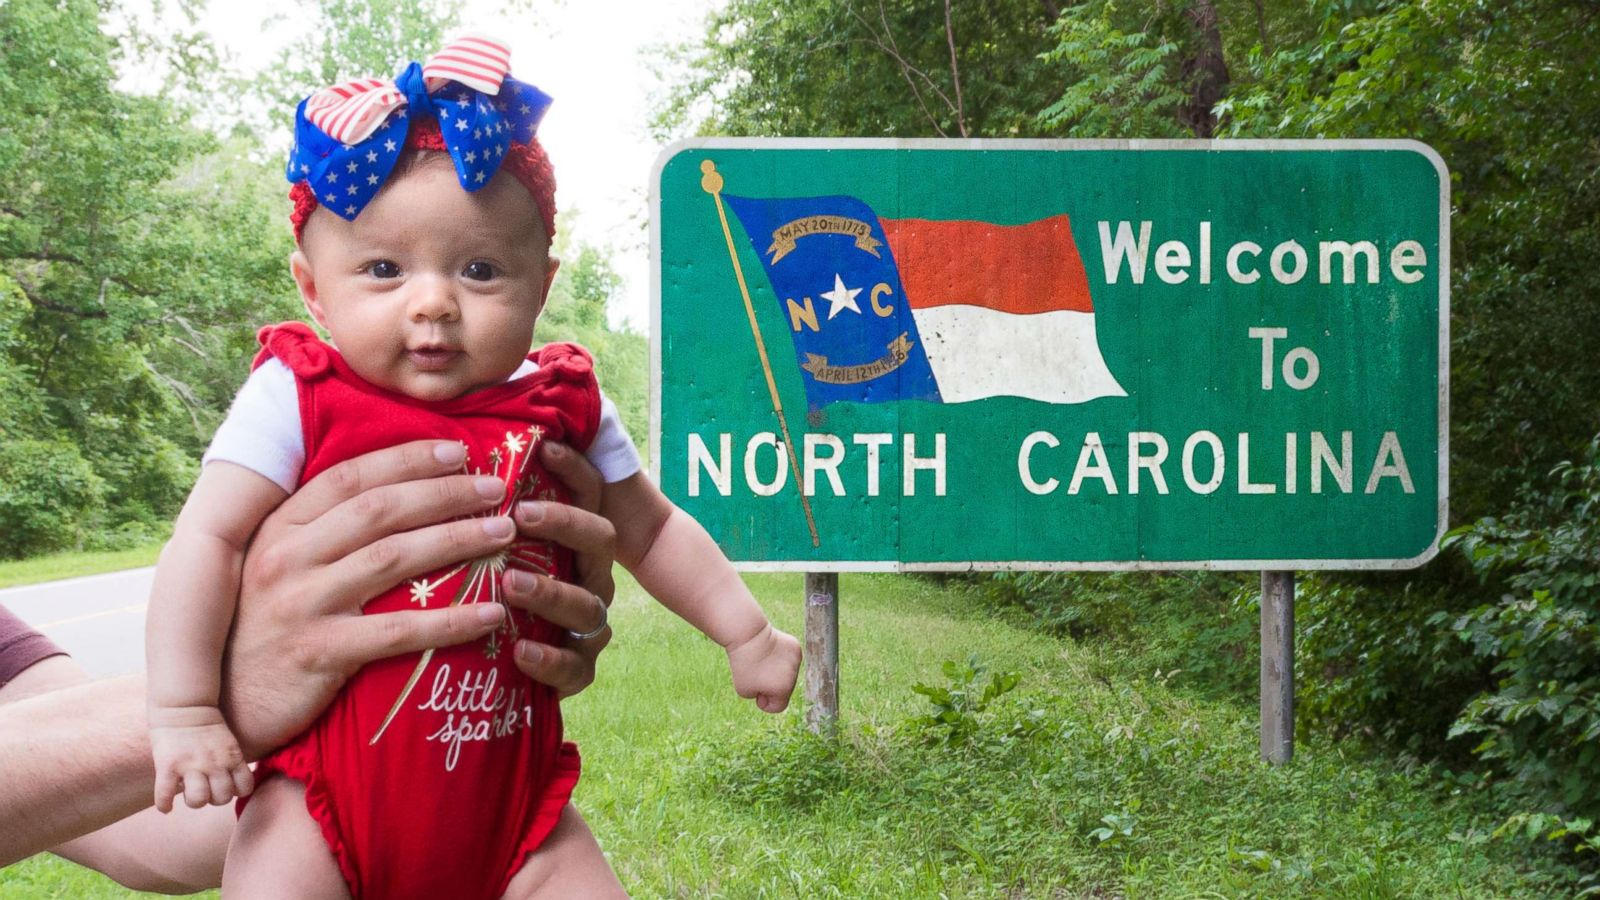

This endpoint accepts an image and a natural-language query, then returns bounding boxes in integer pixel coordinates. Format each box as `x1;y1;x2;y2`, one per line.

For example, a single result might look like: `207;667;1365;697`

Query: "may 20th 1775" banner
651;140;1448;571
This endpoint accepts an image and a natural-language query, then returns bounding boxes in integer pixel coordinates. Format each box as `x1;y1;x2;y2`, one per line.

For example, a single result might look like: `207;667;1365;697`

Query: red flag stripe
882;215;1094;315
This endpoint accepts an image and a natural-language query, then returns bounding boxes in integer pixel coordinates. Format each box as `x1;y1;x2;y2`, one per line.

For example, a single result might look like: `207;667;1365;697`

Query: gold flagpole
700;159;820;548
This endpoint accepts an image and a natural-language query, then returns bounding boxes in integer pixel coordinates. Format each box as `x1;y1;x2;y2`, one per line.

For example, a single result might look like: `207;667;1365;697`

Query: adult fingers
331;603;505;670
514;639;604;698
275;441;468;528
316;517;516;614
307;473;508;563
514;501;616;564
539;441;602;514
501;570;607;634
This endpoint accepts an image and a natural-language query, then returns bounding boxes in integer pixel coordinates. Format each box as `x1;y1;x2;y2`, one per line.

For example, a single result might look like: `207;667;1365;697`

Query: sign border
649;138;1450;572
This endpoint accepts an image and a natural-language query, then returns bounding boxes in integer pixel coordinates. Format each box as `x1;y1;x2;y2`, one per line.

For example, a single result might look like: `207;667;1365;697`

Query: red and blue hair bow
286;34;552;221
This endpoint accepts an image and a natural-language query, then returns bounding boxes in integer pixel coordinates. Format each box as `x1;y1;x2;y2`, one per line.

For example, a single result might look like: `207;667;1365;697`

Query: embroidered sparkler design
370;424;555;745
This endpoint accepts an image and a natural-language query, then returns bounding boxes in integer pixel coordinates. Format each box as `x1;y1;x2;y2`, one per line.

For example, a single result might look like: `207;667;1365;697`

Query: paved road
2;568;154;677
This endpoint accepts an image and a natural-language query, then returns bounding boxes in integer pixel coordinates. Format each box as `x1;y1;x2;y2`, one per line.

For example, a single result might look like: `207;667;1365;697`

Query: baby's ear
535;256;561;318
289;249;329;329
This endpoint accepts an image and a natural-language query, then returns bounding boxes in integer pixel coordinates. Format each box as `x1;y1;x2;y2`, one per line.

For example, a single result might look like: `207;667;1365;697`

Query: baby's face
290;160;555;402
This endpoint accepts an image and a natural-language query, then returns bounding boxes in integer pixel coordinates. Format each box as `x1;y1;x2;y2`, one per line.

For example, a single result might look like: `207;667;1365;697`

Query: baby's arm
145;462;288;812
602;473;800;712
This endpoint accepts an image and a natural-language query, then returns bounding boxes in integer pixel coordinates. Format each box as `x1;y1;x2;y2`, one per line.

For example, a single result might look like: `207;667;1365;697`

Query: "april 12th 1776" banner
651;139;1448;571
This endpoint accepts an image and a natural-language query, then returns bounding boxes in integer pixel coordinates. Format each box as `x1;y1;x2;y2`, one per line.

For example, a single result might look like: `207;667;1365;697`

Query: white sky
158;0;722;331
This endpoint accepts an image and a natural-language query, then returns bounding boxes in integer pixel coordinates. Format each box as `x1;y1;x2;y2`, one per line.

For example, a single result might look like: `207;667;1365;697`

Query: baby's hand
149;705;254;812
725;623;802;713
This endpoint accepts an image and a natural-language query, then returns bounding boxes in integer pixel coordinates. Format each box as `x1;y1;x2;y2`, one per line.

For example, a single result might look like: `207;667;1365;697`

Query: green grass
0;542;165;590
1;573;1564;897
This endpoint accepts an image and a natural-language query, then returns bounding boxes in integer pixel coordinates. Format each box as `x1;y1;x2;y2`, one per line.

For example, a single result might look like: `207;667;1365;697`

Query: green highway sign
651;139;1448;570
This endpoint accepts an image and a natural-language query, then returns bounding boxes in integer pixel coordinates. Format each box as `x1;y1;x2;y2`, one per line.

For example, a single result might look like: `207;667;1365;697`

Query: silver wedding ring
567;600;608;641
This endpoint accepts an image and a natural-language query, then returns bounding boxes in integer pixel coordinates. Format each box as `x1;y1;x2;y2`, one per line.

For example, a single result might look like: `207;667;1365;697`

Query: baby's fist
725;623;802;713
149;706;255;813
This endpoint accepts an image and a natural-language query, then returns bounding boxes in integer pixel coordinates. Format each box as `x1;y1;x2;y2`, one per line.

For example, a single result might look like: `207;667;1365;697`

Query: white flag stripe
910;306;1127;404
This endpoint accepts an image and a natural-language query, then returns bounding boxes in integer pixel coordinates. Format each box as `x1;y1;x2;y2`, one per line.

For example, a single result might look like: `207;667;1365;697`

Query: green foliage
984;570;1257;698
0;440;105;559
906;655;1029;744
1036;2;1191;138
658;0;1062;140
1495;813;1600;898
1292;572;1488;756
1442;439;1600;819
0;0;298;556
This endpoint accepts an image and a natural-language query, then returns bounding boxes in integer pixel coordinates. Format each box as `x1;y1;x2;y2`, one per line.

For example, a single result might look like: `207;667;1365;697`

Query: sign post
1260;570;1295;764
653;139;1449;752
804;573;840;735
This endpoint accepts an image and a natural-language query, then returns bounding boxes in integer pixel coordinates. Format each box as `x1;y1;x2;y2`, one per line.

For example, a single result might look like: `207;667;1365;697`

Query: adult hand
502;441;617;698
221;440;509;758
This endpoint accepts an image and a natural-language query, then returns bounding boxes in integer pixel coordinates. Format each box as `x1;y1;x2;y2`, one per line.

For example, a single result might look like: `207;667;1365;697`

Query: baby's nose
407;275;460;322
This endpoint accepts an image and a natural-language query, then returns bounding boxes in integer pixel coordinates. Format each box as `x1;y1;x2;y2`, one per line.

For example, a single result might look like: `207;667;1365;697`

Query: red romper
245;323;601;899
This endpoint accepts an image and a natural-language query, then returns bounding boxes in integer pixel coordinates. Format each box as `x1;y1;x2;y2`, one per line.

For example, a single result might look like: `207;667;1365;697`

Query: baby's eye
366;260;401;279
462;261;497;281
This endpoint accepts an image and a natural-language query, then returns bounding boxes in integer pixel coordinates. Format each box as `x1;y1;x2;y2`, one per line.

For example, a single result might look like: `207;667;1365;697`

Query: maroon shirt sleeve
0;604;66;690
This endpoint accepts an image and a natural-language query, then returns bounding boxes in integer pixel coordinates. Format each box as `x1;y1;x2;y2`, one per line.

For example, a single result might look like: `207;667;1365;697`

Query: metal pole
1260;570;1295;764
804;572;839;736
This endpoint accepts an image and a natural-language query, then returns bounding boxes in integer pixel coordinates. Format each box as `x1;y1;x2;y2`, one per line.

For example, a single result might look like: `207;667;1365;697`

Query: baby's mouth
407;346;460;371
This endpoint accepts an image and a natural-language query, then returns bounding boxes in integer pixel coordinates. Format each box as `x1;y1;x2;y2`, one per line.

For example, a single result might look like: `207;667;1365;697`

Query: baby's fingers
232;763;256;800
207;770;235;806
757;692;790;713
181;770;212;809
154;770;180;814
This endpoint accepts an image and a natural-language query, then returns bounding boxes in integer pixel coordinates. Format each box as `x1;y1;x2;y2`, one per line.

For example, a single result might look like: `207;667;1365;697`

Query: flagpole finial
700;159;724;194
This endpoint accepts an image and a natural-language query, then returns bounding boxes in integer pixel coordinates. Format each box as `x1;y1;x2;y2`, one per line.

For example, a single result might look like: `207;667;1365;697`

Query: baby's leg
224;775;350;900
499;804;627;899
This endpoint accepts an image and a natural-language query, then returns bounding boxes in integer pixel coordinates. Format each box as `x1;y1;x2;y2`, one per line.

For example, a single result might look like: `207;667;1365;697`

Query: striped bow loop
286;34;551;221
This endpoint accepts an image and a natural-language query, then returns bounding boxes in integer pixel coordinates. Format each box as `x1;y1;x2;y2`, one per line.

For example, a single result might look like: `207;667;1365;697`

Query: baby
144;35;801;899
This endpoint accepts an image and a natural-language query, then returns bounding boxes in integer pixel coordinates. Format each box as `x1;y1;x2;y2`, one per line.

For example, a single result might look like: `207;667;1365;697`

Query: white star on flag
820;273;864;319
346;184;357;195
456;118;469;131
344;204;356;215
475;171;486;183
324;192;336;203
367;174;379;185
384;139;397;152
365;150;378;163
346;161;358;173
465;150;477;163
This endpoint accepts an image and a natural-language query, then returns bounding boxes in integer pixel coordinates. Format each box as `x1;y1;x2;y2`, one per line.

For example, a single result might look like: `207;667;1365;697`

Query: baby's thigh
499;804;627;899
224;775;349;900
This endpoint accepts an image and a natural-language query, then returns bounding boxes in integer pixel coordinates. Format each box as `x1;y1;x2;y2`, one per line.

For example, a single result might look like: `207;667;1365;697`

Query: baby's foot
149;704;255;812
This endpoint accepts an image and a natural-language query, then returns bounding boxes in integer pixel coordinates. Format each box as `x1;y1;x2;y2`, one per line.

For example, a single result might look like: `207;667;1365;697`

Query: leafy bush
984;571;1256;698
1294;572;1490;757
0;440;106;558
1441;437;1600;820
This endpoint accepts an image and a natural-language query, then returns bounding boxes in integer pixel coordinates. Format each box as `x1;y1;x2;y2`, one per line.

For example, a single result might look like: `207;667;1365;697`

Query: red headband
289;118;556;245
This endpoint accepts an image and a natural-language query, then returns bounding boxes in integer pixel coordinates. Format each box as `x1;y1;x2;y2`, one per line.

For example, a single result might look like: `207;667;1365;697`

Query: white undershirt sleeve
202;358;306;493
588;391;642;484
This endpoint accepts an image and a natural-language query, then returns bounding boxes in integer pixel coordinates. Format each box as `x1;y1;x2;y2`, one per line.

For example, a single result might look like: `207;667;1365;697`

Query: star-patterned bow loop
286;33;552;221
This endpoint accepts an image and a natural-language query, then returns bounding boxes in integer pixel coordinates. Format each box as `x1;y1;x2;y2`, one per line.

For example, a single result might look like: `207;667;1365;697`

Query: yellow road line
37;603;148;631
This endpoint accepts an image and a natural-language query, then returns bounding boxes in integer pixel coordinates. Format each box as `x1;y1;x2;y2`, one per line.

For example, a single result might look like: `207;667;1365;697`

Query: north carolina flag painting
723;192;1126;409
